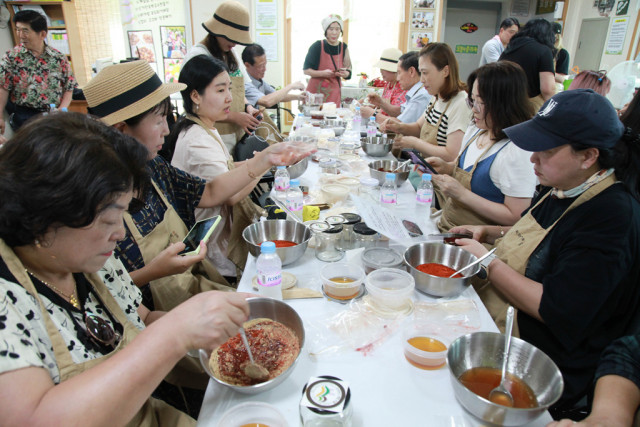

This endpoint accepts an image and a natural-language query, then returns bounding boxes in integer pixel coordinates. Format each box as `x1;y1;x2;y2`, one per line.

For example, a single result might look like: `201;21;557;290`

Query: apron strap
124;180;174;243
455;128;485;170
185;115;235;171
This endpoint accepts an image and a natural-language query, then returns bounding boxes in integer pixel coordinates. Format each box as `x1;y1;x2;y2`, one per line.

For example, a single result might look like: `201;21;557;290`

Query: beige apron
185;115;266;270
0;240;195;427
475;174;617;333
437;130;493;232
216;75;246;153
420;98;451;207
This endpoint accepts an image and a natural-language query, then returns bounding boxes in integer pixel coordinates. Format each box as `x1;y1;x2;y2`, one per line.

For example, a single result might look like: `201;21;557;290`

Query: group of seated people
0;1;639;426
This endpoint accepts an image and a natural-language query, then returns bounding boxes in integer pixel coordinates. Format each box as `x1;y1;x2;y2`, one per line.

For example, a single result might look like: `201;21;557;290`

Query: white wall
1;5;15;141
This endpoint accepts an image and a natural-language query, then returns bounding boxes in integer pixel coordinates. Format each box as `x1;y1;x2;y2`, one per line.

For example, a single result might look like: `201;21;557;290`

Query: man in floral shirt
0;10;76;140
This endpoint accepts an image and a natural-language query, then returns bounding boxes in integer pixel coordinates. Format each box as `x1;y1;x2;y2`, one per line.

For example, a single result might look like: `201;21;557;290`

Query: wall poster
160;26;187;59
128;30;156;63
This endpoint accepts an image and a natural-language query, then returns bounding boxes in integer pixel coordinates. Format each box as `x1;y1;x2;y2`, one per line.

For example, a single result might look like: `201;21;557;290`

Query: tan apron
216;75;246;153
475;174;617;334
185;115;266;271
437;130;493;232
0;240;195;427
419;98;451;207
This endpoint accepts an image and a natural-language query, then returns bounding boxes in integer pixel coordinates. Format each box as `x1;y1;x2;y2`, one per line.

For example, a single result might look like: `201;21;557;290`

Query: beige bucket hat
83;60;185;126
374;48;403;73
202;1;252;46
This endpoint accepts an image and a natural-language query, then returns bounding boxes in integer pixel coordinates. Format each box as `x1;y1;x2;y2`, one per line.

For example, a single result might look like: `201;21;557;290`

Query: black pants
6;102;48;131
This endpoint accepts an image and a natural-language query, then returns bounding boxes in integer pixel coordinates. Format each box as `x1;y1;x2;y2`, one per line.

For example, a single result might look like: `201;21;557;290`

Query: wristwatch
478;252;498;279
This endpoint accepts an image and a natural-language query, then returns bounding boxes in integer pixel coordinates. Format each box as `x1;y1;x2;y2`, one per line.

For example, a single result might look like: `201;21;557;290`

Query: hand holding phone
179;216;222;256
406;150;438;175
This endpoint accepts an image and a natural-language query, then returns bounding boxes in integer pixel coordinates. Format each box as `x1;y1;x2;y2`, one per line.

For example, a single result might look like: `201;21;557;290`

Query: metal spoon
239;328;269;381
489;306;515;407
448;248;497;278
392;159;412;172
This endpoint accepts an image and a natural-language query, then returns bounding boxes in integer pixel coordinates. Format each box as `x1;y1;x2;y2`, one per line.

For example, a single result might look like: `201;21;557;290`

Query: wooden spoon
239;328;269;381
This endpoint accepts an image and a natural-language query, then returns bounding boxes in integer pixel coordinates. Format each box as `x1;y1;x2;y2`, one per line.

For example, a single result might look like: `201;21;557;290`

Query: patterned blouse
381;80;407;116
0;44;77;109
0;256;145;383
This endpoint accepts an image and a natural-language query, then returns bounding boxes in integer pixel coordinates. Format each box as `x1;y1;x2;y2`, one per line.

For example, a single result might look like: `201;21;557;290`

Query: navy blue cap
504;89;624;152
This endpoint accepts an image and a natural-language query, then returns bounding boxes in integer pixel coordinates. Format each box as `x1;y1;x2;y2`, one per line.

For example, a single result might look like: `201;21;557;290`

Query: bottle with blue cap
416;173;433;209
286;178;304;219
352;105;362;133
274;166;290;200
256;241;282;300
380;173;397;205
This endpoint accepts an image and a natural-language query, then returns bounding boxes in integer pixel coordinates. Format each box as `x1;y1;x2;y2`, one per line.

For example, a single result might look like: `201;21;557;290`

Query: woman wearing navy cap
452;89;640;419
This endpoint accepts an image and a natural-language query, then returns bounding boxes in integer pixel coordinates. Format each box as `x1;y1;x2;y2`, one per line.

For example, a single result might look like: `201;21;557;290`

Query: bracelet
498;225;505;237
244;103;250;113
246;159;259;179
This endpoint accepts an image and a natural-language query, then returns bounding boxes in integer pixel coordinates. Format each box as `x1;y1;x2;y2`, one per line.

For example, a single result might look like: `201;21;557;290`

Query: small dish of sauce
403;335;448;370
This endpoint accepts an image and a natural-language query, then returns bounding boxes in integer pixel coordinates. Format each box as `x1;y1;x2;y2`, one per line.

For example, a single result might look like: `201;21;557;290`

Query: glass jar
353;222;378;249
300;376;353;427
338;213;361;251
319;159;340;175
315;224;344;262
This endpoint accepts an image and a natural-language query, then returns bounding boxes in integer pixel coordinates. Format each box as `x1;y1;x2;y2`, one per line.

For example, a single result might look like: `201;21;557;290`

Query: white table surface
197;149;553;427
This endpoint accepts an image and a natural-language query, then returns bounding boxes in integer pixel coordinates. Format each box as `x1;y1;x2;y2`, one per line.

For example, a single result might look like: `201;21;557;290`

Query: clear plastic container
320;262;365;300
338;213;361;251
365;268;415;310
360;247;404;274
402;324;450;370
218;401;287;427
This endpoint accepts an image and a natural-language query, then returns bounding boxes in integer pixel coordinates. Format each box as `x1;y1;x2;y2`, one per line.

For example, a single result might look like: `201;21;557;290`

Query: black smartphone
179;216;221;256
406;150;438;175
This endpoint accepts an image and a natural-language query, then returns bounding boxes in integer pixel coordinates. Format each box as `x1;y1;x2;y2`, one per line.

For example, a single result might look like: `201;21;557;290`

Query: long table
197;149;553;427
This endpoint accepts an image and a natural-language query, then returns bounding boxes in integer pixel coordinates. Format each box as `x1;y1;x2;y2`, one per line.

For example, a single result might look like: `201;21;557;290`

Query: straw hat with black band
83;60;185;126
374;48;403;73
202;0;252;46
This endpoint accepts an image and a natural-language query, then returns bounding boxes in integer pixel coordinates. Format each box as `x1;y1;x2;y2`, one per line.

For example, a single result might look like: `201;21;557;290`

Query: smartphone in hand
179;216;221;256
406;150;438;175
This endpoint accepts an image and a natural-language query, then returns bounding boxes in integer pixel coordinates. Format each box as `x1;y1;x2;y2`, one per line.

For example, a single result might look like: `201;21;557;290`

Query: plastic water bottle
366;116;377;138
416;174;433;209
274;166;290;200
352;105;362;133
286;178;304;220
380;173;397;206
293;113;305;131
256;242;283;300
60;107;68;113
49;103;57;112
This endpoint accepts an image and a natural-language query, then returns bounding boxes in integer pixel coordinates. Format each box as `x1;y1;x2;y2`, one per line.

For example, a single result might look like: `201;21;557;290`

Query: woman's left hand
263;142;315;166
432;174;466;200
393;135;417;150
455;238;488;259
334;69;349;79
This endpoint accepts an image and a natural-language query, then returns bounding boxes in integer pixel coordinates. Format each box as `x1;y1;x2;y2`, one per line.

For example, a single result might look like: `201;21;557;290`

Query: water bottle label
275;177;290;191
380;192;397;204
287;199;303;211
258;271;282;288
417;189;433;204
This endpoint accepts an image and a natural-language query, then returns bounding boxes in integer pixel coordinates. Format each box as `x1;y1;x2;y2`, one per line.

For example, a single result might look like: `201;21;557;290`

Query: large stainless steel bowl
283;156;309;179
242;220;311;265
199;297;305;395
403;242;479;297
361;136;393;157
447;332;564;426
368;159;410;186
324;119;347;136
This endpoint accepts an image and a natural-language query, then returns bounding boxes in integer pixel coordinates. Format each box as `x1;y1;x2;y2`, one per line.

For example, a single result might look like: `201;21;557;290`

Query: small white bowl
365;268;415;310
217;401;287;427
403;324;450;370
320;262;365;300
321;183;350;204
336;176;360;192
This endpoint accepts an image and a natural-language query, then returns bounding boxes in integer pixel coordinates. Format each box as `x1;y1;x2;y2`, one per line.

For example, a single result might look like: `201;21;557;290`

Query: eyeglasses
85;311;121;348
466;97;485;111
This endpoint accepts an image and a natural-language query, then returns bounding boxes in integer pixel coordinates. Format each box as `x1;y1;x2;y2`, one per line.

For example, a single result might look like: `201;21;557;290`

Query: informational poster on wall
606;17;629;55
255;0;278;62
256;31;278;62
409;0;438;51
120;0;187;80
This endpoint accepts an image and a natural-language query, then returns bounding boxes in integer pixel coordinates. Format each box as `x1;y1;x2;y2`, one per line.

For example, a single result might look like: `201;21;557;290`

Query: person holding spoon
451;89;640;420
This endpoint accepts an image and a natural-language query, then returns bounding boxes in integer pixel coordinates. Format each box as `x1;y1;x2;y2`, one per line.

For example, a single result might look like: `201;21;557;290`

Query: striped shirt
423;90;471;146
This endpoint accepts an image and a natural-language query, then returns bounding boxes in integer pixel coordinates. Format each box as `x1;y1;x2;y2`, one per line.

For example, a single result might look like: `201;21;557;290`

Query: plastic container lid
353;222;376;236
340;213;361;225
360;177;379;187
361;247;404;269
385;173;396;180
323;224;343;234
260;241;276;253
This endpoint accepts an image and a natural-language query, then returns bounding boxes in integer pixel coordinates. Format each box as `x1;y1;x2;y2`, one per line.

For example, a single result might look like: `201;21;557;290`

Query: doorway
444;1;501;82
572;18;609;73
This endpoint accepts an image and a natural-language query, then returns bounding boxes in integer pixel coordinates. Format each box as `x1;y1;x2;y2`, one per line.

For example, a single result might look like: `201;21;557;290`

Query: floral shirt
380;81;407;117
0;44;77;109
0;256;145;383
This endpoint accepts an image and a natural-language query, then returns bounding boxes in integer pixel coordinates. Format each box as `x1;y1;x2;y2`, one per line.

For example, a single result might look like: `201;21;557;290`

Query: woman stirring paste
303;14;352;105
427;61;536;231
170;55;261;282
384;42;471;162
451;90;640;419
0;113;251;425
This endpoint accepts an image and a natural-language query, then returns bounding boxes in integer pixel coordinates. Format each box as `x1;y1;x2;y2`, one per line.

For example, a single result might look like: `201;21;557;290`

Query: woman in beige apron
431;62;536;232
451;90;640;418
0;113;250;425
